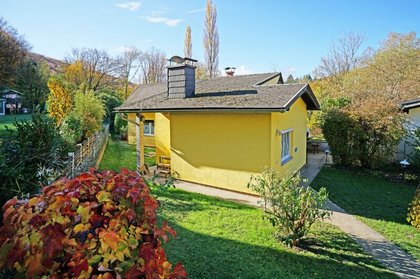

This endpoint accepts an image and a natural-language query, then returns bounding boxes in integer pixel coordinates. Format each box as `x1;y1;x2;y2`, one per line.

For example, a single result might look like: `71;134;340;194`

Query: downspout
118;112;146;175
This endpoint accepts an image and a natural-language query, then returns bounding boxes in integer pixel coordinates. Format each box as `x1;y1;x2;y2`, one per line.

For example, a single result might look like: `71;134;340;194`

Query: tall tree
314;32;365;79
117;47;141;98
138;48;167;84
0;17;30;89
286;74;295;83
65;48;119;92
16;58;50;109
203;0;219;78
184;26;192;58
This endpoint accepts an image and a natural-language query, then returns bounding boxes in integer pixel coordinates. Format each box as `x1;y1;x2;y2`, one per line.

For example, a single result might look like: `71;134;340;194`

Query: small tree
248;169;330;247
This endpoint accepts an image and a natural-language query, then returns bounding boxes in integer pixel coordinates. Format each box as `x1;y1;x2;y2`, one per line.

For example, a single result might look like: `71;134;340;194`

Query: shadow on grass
154;187;252;215
163;223;397;279
311;166;417;224
153;188;396;278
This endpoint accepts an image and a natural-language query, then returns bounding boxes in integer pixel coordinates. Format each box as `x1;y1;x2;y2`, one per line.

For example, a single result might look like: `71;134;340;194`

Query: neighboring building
0;98;5;116
395;99;420;161
0;89;23;114
116;57;320;194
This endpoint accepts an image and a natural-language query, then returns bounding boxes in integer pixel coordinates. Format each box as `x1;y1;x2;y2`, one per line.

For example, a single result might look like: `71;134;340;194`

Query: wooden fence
62;124;109;178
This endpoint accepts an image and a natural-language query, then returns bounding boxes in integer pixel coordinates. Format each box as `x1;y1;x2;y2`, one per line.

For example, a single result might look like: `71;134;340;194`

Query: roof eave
114;107;288;113
283;84;320;111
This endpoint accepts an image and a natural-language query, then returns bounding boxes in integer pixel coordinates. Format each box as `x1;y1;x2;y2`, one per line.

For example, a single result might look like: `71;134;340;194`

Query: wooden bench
154;156;171;178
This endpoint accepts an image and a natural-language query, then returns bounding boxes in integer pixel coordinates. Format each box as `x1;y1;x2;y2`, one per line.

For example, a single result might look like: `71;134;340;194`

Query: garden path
172;153;420;279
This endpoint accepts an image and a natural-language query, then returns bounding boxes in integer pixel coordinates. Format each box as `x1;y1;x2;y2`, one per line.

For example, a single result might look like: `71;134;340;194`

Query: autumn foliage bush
0;169;187;279
407;185;420;230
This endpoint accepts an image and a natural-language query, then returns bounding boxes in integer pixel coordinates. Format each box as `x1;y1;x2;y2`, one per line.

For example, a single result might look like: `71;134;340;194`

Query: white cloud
186;8;205;14
143;16;182;27
116;1;141;11
229;65;253;76
114;46;135;53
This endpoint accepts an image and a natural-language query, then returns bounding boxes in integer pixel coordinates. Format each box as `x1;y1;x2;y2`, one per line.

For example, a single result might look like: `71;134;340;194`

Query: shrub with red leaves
0;169;187;279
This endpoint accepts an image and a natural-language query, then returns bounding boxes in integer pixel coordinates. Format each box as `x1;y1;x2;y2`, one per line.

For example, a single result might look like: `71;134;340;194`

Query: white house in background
0;98;5;116
395;99;420;161
0;89;23;114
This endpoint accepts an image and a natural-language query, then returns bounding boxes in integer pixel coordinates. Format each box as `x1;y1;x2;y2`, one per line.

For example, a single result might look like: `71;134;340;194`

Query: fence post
67;152;75;178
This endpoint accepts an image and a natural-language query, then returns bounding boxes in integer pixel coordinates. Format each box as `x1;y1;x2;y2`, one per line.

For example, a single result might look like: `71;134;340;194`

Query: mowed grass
99;136;156;171
311;167;419;261
0;114;32;137
155;188;396;278
98;142;396;278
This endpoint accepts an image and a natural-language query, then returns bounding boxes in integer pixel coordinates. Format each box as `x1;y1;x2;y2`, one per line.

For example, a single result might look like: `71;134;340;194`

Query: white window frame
144;120;155;136
281;128;293;165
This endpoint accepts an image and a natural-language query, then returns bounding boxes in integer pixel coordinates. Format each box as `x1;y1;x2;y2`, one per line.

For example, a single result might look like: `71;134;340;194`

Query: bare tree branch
138;48;167;84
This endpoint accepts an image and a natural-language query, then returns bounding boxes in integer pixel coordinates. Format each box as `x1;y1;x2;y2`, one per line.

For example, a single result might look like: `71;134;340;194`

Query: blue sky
1;0;419;77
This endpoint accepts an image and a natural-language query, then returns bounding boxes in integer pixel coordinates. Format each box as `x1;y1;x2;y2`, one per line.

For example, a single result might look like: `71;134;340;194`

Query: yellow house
116;57;320;194
396;99;420;161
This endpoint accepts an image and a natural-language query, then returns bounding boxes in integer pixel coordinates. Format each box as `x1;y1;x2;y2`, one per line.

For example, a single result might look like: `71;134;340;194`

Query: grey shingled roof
116;73;320;112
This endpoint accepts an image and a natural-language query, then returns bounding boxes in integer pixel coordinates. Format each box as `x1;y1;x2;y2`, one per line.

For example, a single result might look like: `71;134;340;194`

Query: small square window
144;120;155;136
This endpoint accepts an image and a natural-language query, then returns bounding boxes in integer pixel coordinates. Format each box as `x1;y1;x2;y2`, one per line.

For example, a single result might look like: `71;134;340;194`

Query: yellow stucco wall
170;113;271;194
126;97;308;194
128;113;156;147
270;98;308;176
155;113;171;161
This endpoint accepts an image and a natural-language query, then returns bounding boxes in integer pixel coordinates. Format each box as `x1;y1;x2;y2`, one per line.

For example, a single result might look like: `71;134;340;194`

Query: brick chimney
167;56;197;99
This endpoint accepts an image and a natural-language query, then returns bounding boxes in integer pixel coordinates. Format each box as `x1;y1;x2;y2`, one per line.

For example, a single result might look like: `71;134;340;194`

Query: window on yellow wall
144;120;155;135
281;129;293;164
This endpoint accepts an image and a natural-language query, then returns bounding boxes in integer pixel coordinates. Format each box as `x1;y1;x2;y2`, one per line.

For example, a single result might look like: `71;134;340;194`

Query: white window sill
144;134;155;137
281;155;292;166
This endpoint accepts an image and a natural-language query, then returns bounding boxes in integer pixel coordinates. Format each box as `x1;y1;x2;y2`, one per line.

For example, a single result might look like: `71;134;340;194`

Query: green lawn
99;136;156;171
155;188;395;278
311;167;419;261
98;139;396;278
0;114;32;137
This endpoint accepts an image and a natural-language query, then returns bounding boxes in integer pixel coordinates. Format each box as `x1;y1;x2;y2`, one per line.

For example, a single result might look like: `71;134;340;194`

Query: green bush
97;90;123;132
321;109;361;166
407;185;420;229
70;90;105;140
0;112;70;208
114;113;128;139
248;169;330;247
321;102;405;169
0;169;187;278
60;114;83;146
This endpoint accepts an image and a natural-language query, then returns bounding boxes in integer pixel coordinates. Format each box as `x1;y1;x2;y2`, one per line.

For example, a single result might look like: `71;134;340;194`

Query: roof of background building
401;98;420;112
116;72;320;112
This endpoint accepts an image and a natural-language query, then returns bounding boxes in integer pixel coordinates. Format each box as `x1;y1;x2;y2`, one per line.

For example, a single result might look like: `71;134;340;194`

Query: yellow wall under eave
128;112;156;147
155;113;171;161
270;97;308;177
126;97;309;194
170;113;271;194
